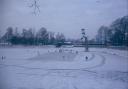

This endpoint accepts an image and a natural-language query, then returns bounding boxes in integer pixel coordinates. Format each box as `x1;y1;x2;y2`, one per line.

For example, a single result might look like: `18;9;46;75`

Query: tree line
0;15;128;46
96;15;128;46
0;27;65;45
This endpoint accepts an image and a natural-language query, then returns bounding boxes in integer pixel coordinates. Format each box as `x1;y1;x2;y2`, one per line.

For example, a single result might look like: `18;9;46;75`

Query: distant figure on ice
1;56;5;60
85;56;88;61
76;51;78;54
59;49;63;53
70;50;72;53
62;55;65;60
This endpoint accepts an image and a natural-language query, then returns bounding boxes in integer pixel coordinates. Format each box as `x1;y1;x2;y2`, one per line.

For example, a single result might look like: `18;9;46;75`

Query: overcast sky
0;0;128;39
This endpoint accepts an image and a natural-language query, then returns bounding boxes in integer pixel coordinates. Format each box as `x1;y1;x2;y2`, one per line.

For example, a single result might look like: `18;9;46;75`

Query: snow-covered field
0;46;128;89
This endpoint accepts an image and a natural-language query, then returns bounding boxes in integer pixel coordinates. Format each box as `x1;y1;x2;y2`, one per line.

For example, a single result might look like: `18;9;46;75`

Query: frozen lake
0;46;128;89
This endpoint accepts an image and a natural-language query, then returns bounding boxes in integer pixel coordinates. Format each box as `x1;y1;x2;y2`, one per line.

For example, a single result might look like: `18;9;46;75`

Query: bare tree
29;0;40;15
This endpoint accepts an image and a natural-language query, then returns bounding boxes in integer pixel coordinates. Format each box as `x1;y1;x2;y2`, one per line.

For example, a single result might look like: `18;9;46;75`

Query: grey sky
0;0;128;39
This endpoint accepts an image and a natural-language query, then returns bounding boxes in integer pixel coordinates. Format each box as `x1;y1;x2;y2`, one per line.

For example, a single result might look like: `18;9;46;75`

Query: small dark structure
55;42;63;48
81;29;89;52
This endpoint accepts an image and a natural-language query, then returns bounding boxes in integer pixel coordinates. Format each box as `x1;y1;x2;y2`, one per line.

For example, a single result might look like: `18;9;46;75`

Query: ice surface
0;47;128;89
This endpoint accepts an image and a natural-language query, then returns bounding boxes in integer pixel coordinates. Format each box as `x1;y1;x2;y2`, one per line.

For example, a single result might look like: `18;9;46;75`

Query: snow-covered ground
0;46;128;89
